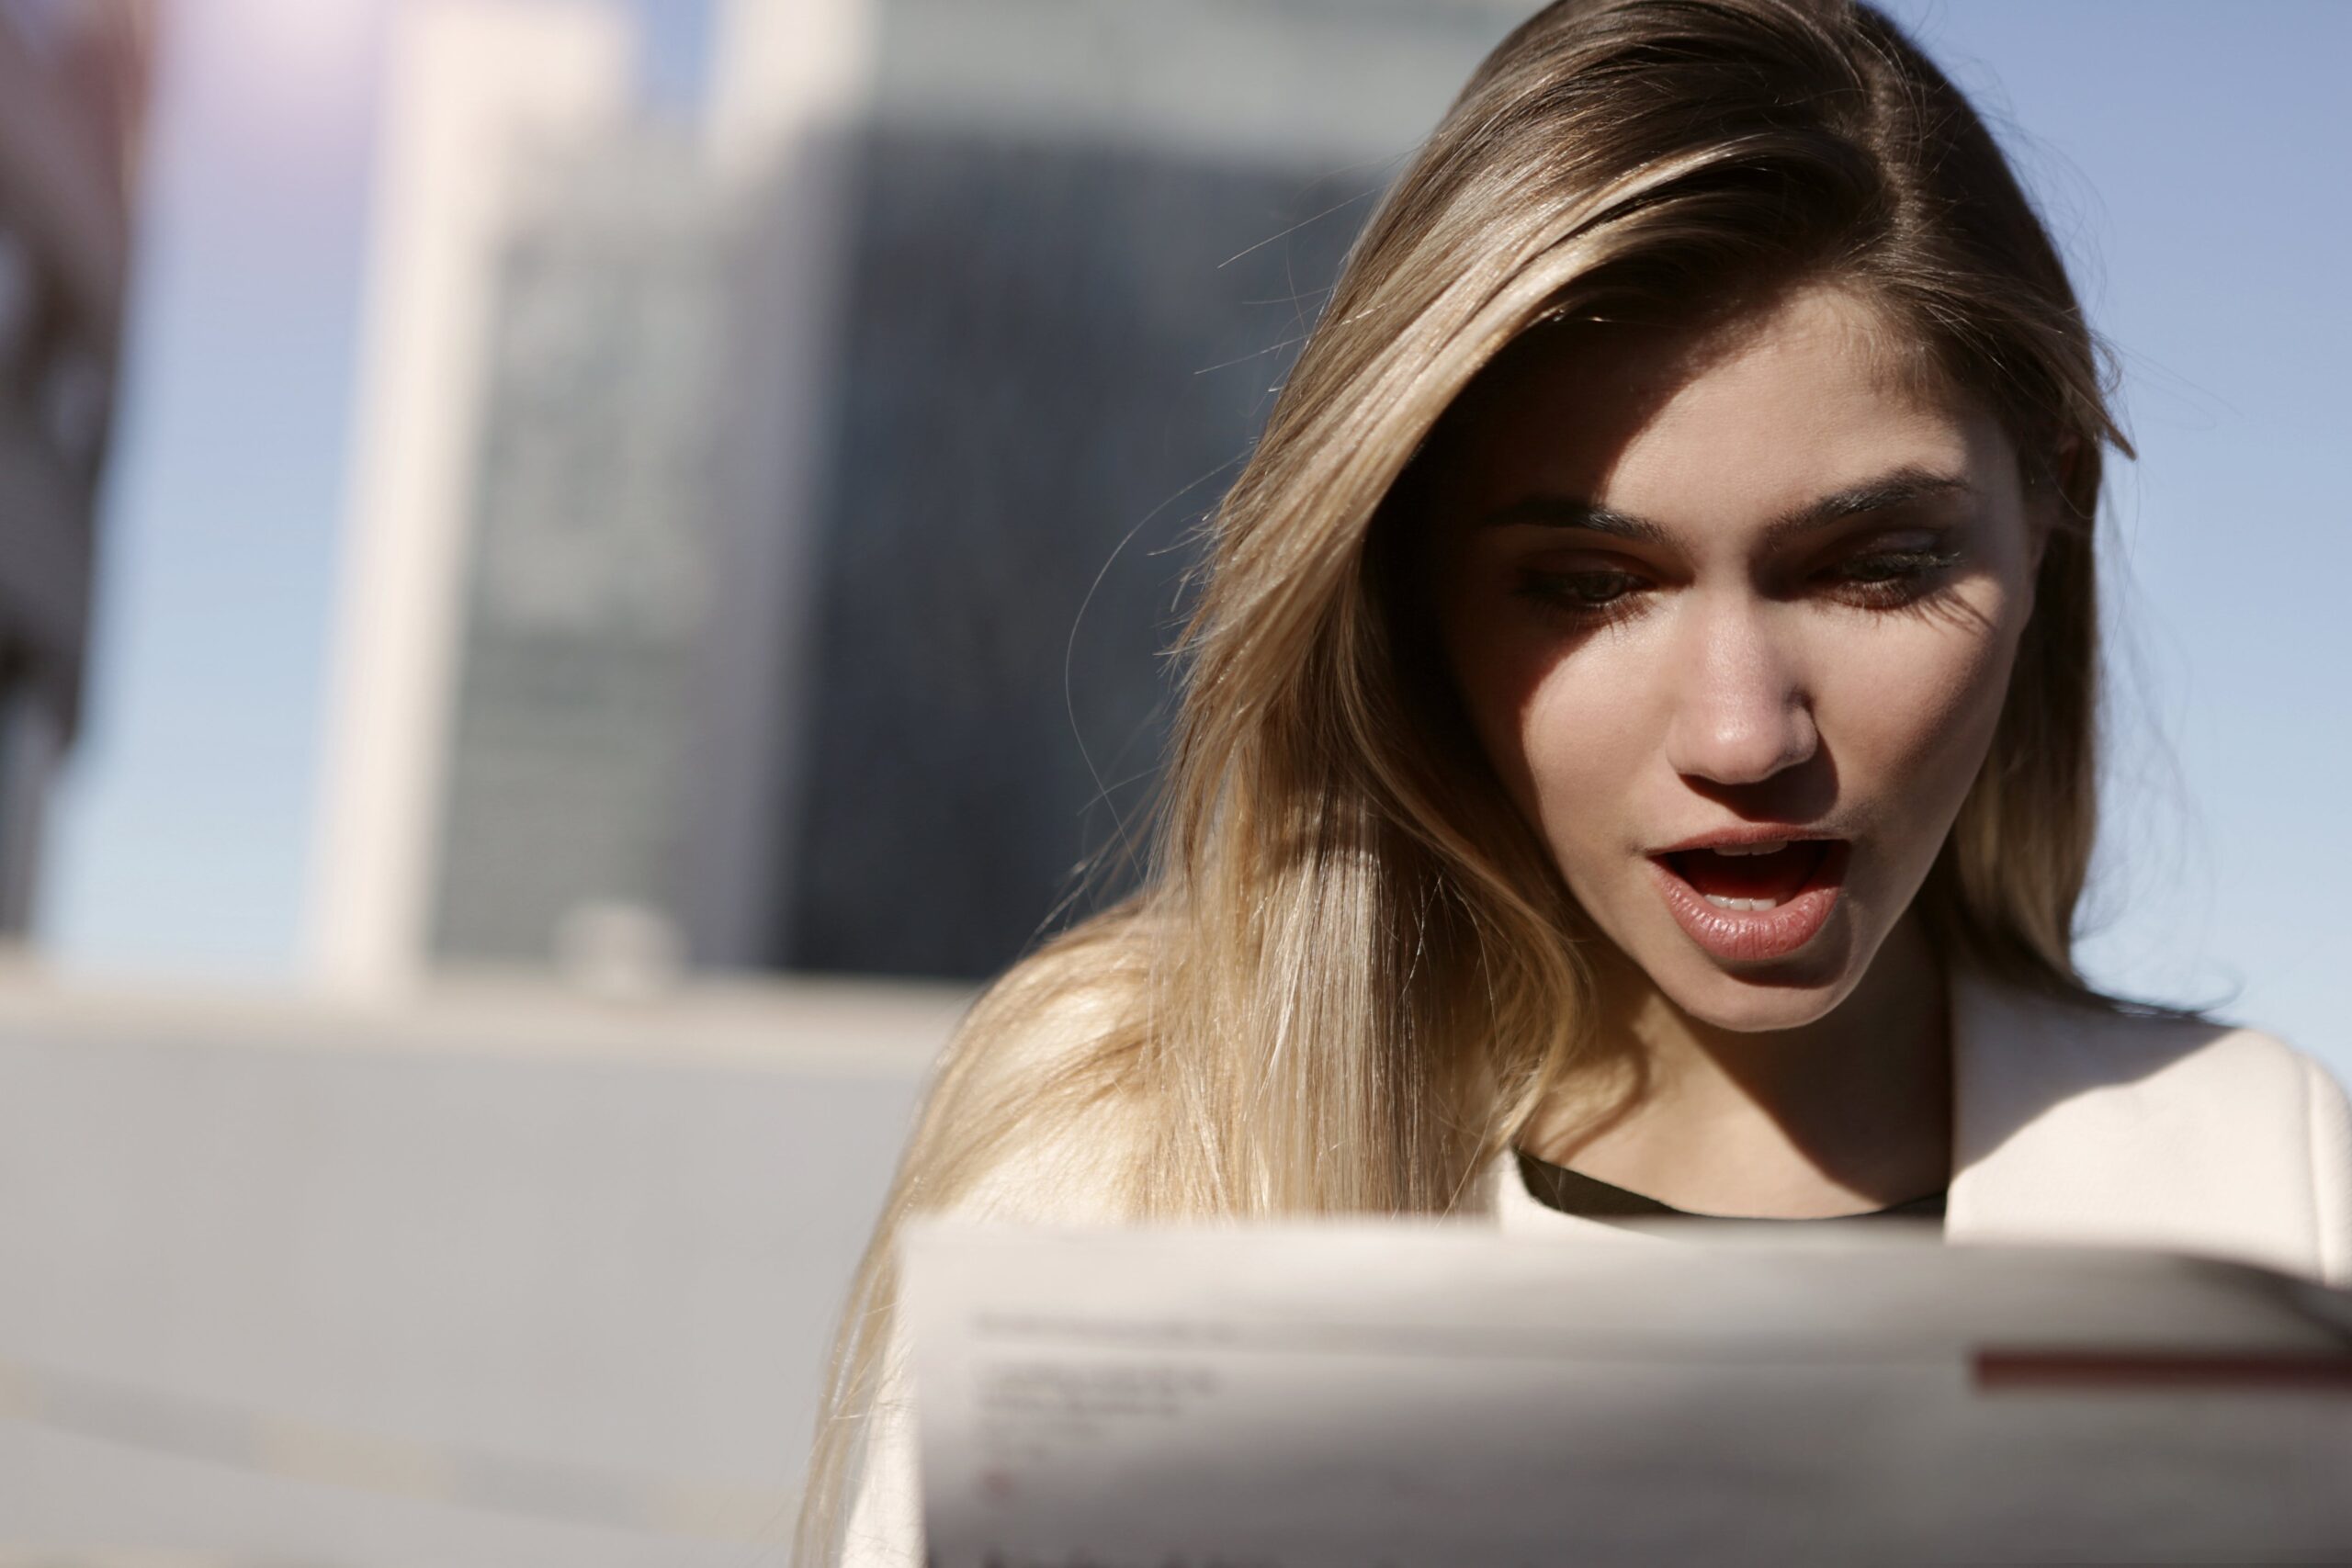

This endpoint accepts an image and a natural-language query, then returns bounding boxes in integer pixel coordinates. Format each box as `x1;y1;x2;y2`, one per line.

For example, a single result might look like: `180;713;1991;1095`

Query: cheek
1453;618;1666;863
1517;649;1657;832
1820;586;2029;834
1436;576;1544;807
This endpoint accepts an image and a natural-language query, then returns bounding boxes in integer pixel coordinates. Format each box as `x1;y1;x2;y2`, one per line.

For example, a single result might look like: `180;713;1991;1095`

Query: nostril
1668;700;1819;786
1659;611;1821;785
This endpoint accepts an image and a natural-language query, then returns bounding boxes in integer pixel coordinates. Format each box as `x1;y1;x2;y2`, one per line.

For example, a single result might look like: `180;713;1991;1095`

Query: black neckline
1513;1145;1948;1224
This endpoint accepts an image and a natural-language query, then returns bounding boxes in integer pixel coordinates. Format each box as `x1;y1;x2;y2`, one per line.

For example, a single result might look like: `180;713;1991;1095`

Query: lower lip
1646;842;1849;964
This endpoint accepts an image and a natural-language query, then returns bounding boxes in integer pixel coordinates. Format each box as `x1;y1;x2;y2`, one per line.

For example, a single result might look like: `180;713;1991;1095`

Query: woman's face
1425;283;2048;1031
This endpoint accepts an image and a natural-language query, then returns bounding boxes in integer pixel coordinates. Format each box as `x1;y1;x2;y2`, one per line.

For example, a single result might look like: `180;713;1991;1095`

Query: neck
1521;912;1953;1218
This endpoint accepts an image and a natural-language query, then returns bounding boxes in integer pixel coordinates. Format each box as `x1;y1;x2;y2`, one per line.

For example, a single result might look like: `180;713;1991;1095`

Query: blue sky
40;2;2352;1079
41;0;712;975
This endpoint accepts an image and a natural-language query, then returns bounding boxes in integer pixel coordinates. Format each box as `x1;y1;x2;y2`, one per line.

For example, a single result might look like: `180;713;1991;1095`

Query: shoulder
2059;1005;2350;1215
832;913;1163;1566
902;906;1161;1229
1950;962;2351;1285
1957;964;2337;1124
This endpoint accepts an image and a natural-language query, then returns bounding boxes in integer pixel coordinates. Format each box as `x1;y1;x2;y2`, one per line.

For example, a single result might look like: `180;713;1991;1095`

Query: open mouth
1647;840;1849;963
1664;840;1833;910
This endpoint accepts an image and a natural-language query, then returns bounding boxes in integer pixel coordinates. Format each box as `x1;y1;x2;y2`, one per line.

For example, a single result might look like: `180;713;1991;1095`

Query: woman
798;0;2352;1561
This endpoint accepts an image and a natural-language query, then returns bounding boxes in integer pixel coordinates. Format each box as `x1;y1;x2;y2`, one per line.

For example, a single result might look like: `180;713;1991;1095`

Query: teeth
1703;894;1781;912
1713;840;1789;857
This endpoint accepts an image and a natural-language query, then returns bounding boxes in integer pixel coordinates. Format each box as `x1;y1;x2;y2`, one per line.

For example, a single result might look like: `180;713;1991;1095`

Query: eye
1819;539;1962;606
1514;567;1648;616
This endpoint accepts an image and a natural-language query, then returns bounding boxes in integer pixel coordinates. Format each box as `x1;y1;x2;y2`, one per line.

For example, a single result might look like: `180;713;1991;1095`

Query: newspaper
901;1219;2352;1566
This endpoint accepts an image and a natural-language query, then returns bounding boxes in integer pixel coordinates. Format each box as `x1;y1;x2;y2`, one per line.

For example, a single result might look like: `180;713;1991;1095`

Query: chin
1634;929;1875;1032
1668;966;1855;1032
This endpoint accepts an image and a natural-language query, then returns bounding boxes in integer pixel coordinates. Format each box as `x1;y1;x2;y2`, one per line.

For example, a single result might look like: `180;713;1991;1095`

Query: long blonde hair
796;0;2126;1556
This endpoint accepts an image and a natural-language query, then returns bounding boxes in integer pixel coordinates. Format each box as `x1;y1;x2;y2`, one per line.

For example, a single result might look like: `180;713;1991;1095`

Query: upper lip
1650;826;1846;857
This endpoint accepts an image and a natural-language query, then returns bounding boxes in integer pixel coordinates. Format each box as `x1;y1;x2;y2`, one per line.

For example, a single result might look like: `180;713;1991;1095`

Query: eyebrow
1475;466;1977;548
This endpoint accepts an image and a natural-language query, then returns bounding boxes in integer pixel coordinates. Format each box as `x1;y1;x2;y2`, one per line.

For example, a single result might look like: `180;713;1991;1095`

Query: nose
1661;595;1819;787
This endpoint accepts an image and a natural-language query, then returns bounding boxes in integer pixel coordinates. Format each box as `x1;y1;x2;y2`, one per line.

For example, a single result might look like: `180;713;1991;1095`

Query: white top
834;961;2352;1565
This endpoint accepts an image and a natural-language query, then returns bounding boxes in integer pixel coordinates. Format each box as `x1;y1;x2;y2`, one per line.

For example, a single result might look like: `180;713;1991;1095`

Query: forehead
1424;285;2012;534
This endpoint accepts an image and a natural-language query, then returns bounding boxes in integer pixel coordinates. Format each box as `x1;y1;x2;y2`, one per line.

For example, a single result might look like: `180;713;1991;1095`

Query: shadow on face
1388;282;2050;1032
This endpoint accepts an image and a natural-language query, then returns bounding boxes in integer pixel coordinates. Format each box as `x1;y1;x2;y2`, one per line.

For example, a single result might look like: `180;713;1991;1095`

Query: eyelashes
1826;547;1965;607
1515;568;1646;614
1510;546;1965;626
1510;569;1648;632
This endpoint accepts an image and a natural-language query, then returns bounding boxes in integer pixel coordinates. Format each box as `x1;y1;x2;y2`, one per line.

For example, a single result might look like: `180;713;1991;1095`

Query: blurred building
309;0;639;996
0;0;144;937
311;0;1527;996
425;128;730;971
746;0;1530;978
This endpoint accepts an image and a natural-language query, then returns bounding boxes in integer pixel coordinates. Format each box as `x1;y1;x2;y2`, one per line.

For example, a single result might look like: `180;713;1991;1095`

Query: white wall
0;974;949;1562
